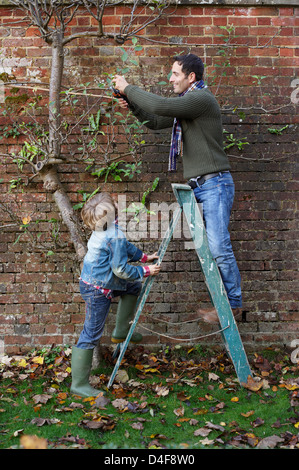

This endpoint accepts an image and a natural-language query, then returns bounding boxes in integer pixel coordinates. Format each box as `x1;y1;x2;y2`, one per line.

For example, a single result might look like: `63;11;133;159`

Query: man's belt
187;171;229;189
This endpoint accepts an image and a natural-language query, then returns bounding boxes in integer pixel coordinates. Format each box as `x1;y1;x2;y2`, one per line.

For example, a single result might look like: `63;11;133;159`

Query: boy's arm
111;237;145;281
111;239;160;280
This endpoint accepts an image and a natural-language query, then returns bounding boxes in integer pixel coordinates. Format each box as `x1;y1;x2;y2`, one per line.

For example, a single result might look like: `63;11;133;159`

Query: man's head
170;54;204;94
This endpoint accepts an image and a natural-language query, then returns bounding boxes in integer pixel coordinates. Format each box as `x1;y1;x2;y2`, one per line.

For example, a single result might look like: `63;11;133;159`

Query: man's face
169;61;195;94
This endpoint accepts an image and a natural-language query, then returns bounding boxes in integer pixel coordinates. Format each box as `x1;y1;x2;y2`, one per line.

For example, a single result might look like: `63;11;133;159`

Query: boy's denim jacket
80;223;144;291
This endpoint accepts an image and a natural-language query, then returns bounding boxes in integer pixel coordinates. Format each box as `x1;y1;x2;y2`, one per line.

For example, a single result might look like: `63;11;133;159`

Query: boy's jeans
77;280;141;349
193;171;242;309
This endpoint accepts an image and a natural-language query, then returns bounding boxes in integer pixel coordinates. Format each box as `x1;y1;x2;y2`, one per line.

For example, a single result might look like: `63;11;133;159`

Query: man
113;53;242;322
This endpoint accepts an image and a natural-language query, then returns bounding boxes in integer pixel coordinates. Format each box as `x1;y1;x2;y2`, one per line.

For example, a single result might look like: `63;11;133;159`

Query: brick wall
0;2;298;355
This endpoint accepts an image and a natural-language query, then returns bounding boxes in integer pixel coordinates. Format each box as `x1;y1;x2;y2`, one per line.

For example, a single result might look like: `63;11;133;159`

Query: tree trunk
39;32;87;261
48;31;64;163
41;165;87;260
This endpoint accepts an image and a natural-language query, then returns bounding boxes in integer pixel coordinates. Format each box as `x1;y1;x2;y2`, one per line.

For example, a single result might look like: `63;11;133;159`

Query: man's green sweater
125;84;231;180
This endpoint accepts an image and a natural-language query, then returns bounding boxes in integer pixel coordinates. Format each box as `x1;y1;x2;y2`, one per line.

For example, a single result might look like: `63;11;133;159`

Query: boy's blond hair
81;192;116;231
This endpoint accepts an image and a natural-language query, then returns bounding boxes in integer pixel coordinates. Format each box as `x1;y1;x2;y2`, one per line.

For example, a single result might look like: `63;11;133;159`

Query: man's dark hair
174;54;204;81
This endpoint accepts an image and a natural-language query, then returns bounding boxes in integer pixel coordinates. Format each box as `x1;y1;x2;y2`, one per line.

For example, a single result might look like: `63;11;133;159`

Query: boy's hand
148;264;161;276
147;252;159;262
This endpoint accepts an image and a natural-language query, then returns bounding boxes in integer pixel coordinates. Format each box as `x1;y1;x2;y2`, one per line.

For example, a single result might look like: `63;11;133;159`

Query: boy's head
81;192;116;231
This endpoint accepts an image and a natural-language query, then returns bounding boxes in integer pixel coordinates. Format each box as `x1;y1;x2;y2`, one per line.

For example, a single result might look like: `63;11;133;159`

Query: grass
0;345;298;450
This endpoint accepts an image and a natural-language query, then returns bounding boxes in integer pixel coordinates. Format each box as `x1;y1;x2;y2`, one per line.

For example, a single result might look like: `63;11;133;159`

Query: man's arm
125;84;211;120
112;75;174;129
129;101;174;130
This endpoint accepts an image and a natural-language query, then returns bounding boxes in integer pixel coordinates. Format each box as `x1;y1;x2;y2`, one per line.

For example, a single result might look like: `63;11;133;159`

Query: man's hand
118;97;129;109
113;75;129;94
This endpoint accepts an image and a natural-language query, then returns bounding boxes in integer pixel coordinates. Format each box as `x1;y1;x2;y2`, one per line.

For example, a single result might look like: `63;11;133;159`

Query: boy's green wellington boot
70;346;101;398
111;294;143;344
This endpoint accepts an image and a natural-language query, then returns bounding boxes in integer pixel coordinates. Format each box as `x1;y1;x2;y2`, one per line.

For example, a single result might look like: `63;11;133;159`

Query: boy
71;192;160;397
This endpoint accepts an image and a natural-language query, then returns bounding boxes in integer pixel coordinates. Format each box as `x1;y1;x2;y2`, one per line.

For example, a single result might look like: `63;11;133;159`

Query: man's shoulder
193;87;214;98
191;87;220;108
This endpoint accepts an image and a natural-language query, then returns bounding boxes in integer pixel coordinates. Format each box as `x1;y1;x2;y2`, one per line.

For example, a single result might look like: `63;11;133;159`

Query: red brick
0;2;297;354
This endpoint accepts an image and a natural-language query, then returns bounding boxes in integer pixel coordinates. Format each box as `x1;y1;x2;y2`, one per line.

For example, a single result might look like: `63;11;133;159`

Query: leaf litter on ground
0;344;298;449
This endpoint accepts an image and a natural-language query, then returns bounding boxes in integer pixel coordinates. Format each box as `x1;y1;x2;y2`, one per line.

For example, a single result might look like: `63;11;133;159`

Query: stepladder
107;184;252;388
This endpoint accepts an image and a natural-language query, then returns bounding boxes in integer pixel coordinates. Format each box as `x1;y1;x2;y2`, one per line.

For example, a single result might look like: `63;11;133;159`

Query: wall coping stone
0;0;297;7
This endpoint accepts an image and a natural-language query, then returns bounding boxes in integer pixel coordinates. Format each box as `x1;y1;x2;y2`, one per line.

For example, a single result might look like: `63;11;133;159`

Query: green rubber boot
70;346;101;398
111;294;143;344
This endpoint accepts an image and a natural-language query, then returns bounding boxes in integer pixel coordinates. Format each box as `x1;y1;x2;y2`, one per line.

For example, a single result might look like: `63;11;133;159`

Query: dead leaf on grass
189;419;199;426
205;421;225;432
241;410;254;418
252;417;265;428
115;369;129;383
30;417;62;427
111;398;128;410
130;422;144;431
95;395;111;408
241;375;264;392
199;437;215;446
20;435;48;449
194;427;212;437
257;435;284;449
154;385;169;397
208;373;220;381
173;406;184;417
32;394;52;404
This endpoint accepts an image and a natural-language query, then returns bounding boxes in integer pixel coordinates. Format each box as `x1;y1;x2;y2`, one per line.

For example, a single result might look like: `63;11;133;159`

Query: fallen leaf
252;417;264;428
155;385;169;397
194;427;212;437
32;394;52;404
20;435;48;449
177;391;191;401
30;417;61;427
173;406;184;417
111;398;128;410
231;397;239;402
256;435;284;449
241;410;254;418
115;369;129;383
189;419;199;426
130;422;144;431
208;373;219;381
17;359;27;368
193;408;208;416
32;356;44;365
57;392;68;401
242;375;264;392
245;432;259;447
199;437;214;445
205;421;225;432
95;395;111;408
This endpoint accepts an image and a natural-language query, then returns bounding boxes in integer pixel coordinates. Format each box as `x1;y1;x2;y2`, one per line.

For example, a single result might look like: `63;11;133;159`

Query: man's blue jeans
76;280;141;349
193;171;242;308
